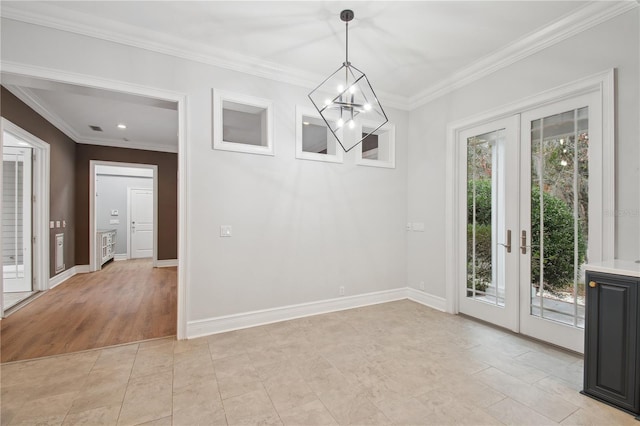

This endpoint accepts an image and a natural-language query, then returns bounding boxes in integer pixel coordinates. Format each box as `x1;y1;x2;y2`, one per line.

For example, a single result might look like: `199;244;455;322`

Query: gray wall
407;8;640;297
96;174;153;255
2;16;408;325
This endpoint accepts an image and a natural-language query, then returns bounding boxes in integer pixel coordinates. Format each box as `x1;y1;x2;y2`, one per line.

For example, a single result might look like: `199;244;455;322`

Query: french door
2;145;33;293
460;116;520;331
459;91;600;352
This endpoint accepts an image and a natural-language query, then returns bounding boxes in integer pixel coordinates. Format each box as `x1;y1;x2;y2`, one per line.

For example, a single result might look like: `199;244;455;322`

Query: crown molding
4;84;82;142
408;0;638;109
2;1;636;112
0;3;409;111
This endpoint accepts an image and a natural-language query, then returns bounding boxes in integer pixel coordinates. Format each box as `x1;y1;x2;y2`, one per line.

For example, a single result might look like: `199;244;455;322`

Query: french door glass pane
530;107;588;328
467;129;505;307
2;154;25;280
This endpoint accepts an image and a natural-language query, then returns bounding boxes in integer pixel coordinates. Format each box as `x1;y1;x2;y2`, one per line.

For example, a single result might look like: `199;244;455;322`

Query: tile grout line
208;339;231;425
115;343;142;425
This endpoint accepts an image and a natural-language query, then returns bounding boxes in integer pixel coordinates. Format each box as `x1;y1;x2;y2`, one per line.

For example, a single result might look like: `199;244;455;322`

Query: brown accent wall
75;145;178;263
1;86;77;278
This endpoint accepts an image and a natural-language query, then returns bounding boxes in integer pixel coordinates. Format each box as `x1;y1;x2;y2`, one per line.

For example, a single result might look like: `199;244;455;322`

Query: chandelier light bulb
348;120;355;129
337;118;344;128
324;98;331;106
337;84;344;93
364;103;371;111
349;85;356;94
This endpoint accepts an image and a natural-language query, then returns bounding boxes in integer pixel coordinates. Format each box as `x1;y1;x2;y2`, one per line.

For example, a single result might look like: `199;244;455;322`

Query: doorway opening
91;162;158;271
1;119;50;316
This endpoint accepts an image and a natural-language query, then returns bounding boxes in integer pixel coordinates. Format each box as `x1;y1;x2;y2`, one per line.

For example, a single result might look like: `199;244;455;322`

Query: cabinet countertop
585;260;640;278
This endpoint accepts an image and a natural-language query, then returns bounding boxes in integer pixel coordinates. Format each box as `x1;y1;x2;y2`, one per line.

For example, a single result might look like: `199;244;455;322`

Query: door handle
520;230;528;254
498;229;512;253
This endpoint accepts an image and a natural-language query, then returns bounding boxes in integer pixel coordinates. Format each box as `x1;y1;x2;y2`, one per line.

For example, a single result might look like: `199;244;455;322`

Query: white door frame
127;187;154;259
91;162;158;269
1;62;189;339
445;70;615;347
0;118;51;317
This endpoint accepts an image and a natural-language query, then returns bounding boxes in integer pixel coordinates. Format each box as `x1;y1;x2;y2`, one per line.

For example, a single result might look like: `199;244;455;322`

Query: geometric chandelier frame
308;9;388;153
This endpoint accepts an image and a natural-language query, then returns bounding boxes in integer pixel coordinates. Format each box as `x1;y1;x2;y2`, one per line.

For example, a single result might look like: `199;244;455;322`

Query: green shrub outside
467;179;586;293
467;223;491;293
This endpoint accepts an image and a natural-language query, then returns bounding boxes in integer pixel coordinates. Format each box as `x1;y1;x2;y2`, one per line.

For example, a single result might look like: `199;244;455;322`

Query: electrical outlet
419;281;425;291
339;286;345;296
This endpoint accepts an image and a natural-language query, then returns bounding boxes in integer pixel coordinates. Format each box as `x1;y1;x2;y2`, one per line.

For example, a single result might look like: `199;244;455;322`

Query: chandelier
308;9;388;153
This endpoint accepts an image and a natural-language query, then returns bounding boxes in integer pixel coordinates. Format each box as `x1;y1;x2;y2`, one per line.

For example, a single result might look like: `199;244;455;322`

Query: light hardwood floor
0;300;635;425
1;259;176;363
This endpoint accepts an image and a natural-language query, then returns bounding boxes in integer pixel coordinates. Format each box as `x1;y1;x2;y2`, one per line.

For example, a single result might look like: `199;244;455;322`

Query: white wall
0;19;409;322
407;9;640;297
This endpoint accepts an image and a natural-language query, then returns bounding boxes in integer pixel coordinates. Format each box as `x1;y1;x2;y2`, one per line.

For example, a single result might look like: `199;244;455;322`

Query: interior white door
2;145;32;293
519;92;600;353
129;188;153;259
458;116;520;331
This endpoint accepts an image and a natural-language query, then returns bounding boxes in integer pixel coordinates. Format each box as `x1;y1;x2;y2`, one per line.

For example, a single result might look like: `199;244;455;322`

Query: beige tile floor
1;300;636;425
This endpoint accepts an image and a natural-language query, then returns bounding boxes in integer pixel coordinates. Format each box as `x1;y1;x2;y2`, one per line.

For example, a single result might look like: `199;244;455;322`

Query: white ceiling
1;0;631;153
2;76;179;153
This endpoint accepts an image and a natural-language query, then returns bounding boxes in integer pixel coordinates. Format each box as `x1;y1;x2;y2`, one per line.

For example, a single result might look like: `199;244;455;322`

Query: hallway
1;259;176;363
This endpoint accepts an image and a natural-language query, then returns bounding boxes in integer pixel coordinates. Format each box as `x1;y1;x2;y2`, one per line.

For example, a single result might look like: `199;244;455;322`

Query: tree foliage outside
467;179;586;293
530;185;587;292
467;223;491;293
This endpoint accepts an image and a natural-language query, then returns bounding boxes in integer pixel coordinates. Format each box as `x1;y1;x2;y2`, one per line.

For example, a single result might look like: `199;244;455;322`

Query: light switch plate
111;209;119;216
110;219;120;225
220;225;232;237
50;221;55;229
63;220;66;228
55;221;61;228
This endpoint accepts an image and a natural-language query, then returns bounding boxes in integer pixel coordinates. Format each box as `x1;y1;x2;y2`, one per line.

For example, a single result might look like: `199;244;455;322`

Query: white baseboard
156;259;178;267
49;264;89;289
75;265;91;273
407;287;446;312
114;254;127;261
187;288;408;339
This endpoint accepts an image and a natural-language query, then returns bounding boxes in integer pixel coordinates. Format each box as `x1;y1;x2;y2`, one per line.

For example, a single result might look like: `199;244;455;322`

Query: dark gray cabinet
583;270;640;416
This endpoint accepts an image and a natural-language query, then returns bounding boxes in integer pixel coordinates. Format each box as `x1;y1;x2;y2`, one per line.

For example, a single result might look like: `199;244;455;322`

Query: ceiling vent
89;125;103;132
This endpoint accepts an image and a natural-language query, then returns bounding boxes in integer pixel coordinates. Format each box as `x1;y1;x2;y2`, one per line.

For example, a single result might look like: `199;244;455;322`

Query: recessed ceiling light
117;123;127;129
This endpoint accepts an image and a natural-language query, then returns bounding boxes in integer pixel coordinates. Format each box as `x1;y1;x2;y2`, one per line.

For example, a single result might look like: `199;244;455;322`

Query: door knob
589;281;597;288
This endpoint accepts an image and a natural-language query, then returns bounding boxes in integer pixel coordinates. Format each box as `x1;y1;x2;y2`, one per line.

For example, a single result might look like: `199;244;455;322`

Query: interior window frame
212;89;274;156
355;121;396;169
295;106;344;164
